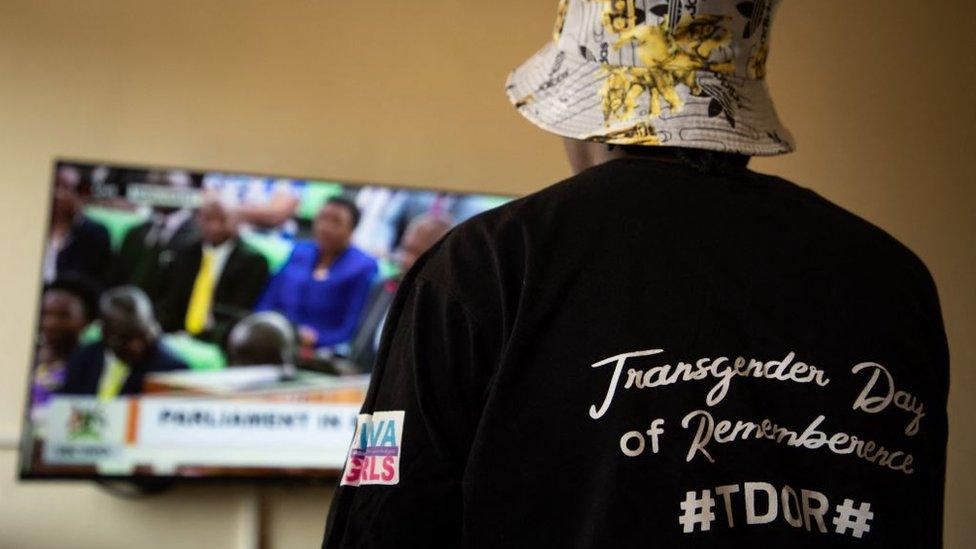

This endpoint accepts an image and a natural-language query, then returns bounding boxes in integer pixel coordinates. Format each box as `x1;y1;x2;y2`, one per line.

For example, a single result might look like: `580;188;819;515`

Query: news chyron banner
42;397;360;474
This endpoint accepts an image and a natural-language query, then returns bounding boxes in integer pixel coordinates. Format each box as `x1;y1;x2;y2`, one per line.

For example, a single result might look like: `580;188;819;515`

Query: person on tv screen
43;166;112;289
113;170;201;304
31;275;98;408
348;213;452;372
60;286;187;399
157;198;270;345
204;174;302;238
257;197;378;350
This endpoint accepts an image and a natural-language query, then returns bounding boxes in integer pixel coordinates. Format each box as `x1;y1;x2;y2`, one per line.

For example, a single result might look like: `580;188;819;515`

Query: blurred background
0;0;973;547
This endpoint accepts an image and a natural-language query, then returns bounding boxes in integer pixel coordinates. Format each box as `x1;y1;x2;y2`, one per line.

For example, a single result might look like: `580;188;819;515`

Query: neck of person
563;138;751;175
316;245;346;270
50;212;78;236
52;338;78;360
205;236;233;251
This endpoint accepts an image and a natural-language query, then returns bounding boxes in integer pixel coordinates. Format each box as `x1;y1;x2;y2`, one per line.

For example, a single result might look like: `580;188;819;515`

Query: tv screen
19;159;511;481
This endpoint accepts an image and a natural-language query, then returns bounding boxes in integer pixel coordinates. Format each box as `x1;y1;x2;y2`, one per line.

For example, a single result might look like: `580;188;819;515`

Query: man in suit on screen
113;170;201;304
157;198;270;346
60;286;187;399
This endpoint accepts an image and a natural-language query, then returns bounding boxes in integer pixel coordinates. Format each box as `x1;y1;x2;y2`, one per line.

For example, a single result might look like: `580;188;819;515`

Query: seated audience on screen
349;213;452;372
31;275;98;407
60;286;187;399
43;166;112;289
204;174;301;238
257;197;378;349
157;199;269;346
227;311;298;379
113;170;200;303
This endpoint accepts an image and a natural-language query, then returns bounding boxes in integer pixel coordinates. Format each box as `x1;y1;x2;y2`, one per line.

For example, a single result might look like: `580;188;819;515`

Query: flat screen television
19;159;511;482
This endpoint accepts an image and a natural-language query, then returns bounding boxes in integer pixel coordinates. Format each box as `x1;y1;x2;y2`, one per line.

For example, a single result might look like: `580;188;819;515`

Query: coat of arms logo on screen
68;405;107;441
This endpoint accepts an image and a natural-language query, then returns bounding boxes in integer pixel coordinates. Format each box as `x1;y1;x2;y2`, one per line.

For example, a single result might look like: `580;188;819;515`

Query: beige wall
1;1;972;547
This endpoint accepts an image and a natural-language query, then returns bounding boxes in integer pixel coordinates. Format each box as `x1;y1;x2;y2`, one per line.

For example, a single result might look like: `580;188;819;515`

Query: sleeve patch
340;410;405;486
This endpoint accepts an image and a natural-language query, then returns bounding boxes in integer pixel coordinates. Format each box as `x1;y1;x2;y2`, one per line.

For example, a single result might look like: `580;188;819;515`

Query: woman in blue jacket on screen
256;197;378;350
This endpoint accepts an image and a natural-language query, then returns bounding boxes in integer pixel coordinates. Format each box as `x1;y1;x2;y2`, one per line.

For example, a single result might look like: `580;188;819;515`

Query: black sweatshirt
323;157;948;548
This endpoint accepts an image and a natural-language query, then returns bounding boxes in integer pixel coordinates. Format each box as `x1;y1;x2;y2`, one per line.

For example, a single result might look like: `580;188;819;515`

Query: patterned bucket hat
505;0;795;155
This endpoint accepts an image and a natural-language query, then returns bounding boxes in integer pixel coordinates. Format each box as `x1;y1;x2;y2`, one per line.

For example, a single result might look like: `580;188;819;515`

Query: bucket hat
506;0;795;155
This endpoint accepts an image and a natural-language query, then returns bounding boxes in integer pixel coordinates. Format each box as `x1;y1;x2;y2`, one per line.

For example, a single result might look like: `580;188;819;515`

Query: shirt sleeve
322;273;496;548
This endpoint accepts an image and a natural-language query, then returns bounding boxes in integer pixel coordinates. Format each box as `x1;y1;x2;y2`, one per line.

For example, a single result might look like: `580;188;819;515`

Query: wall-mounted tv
19;159;511;482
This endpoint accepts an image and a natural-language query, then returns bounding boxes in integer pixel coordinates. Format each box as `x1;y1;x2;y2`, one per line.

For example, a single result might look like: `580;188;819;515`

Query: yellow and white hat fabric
506;0;795;156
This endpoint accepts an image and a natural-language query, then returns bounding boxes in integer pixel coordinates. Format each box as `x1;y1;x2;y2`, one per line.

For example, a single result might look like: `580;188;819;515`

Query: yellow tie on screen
97;357;130;401
184;248;215;334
